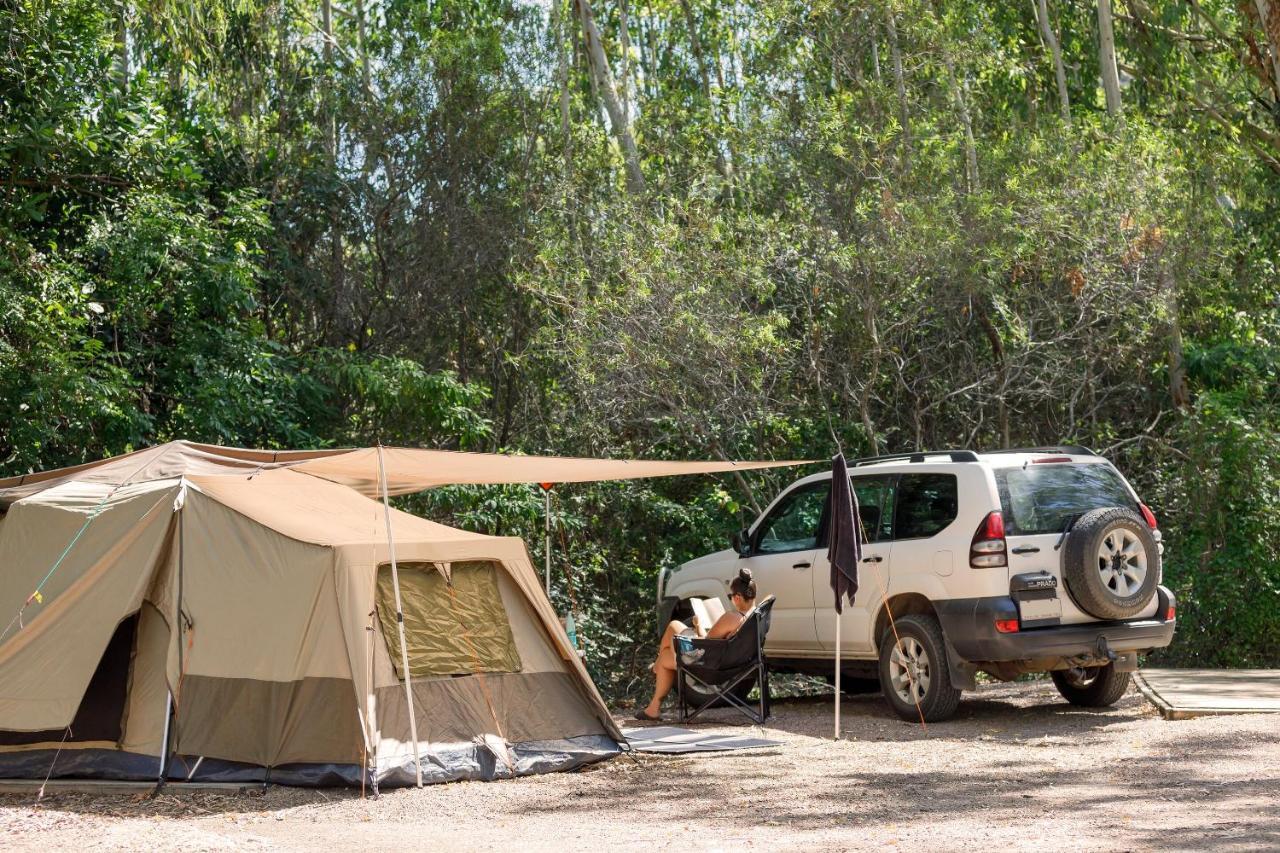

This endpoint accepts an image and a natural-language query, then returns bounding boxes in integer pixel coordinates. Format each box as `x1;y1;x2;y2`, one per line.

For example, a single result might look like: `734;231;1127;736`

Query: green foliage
2;0;1280;700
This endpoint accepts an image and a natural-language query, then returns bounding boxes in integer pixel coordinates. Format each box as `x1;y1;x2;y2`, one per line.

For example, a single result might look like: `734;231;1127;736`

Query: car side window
893;473;958;540
755;483;829;554
850;476;894;543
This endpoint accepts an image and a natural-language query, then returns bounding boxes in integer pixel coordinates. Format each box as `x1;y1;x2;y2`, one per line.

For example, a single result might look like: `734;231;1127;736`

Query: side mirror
731;528;752;557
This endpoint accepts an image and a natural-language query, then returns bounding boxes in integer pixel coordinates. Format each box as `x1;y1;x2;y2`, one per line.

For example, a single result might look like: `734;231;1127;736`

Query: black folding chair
674;595;775;724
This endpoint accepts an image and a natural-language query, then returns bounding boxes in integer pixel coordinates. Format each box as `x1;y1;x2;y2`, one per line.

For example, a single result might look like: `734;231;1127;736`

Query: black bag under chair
674;595;775;724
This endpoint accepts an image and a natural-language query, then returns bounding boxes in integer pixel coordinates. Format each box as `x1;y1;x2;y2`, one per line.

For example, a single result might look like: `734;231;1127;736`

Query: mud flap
943;635;978;691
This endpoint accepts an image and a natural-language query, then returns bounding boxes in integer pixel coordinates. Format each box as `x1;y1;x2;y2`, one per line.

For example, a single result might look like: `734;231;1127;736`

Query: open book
689;596;726;634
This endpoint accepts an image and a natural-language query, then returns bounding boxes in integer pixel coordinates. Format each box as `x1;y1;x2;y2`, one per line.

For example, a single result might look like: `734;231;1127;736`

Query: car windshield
994;463;1137;536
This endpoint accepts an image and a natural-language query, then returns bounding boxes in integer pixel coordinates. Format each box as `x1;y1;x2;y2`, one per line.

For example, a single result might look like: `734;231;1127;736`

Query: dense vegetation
3;0;1278;698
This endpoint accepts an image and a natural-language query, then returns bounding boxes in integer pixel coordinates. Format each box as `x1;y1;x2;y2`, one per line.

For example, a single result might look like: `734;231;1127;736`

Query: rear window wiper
1053;513;1084;551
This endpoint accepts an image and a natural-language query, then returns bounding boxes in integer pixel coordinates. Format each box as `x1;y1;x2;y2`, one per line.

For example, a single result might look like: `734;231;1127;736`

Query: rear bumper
936;586;1177;663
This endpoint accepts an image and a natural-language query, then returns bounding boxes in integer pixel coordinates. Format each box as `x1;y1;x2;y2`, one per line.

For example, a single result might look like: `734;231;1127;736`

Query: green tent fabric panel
377;561;522;678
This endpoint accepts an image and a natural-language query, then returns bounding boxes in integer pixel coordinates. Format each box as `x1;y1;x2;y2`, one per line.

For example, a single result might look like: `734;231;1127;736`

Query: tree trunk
975;300;1010;448
576;0;647;195
947;64;979;191
356;0;372;95
932;4;979;190
554;0;574;185
1097;0;1123;116
868;13;882;82
1034;0;1071;122
1162;264;1191;410
678;0;733;188
619;0;632;124
114;5;130;92
322;0;344;334
1255;0;1280;99
860;298;882;455
884;9;910;165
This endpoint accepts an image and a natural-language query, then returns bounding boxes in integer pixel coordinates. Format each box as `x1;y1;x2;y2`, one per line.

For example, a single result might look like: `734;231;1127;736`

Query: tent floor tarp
0;735;619;787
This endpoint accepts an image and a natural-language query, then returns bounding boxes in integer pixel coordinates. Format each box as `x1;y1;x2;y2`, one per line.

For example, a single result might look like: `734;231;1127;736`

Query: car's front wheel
1050;663;1131;707
876;614;963;722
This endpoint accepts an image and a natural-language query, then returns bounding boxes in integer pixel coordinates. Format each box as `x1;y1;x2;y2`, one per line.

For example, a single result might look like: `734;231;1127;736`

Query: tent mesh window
377;561;523;678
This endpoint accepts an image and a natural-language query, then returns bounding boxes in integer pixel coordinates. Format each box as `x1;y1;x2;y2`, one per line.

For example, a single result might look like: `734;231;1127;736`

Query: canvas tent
0;442;801;786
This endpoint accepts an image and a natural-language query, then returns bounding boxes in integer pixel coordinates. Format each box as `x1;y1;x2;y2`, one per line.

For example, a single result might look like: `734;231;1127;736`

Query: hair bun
737;567;753;583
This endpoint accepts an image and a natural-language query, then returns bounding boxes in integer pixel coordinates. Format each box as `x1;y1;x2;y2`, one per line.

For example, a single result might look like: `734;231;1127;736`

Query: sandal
633;708;663;722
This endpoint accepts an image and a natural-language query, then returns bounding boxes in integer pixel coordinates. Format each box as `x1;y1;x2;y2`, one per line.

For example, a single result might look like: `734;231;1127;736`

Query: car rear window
994;463;1137;536
893;473;958;539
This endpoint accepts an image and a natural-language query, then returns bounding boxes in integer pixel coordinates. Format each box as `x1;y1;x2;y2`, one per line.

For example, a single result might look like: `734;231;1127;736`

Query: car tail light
1165;604;1176;621
970;511;1007;568
995;618;1020;633
1139;503;1158;530
1031;456;1073;464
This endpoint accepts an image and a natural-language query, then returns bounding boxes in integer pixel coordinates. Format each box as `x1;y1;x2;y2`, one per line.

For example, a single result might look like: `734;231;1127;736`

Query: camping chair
674;595;775;724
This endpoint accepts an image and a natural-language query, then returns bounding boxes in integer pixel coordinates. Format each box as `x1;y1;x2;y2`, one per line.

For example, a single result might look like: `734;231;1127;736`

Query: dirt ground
3;679;1279;852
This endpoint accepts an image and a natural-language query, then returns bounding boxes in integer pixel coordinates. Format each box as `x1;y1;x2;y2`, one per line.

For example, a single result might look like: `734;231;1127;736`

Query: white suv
657;447;1176;721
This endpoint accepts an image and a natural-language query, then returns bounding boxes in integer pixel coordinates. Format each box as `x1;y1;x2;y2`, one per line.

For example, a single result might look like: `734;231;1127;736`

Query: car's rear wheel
1050;663;1131;707
876;614;962;722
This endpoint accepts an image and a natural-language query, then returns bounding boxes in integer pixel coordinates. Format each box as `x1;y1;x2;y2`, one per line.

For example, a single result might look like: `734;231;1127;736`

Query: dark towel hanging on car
827;453;862;614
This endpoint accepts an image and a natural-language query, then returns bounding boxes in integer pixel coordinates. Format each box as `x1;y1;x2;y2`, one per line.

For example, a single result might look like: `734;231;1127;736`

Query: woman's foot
633;708;662;722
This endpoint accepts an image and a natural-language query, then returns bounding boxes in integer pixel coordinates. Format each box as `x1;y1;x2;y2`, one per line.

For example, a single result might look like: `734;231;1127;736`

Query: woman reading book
635;568;758;721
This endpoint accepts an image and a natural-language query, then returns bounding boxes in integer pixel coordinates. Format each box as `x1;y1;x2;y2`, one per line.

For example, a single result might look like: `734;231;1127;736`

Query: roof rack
981;445;1098;457
851;450;980;467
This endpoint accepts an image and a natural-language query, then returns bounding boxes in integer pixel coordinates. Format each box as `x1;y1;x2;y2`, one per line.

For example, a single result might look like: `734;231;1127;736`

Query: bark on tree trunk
950;65;979;191
1097;0;1124;116
114;5;130;92
1254;0;1280;99
860;298;882;455
322;0;344;334
1162;264;1191;410
619;0;632;124
932;4;979;190
577;0;647;195
885;9;911;165
678;0;733;189
356;0;372;95
555;0;574;185
976;300;1010;448
1034;0;1071;122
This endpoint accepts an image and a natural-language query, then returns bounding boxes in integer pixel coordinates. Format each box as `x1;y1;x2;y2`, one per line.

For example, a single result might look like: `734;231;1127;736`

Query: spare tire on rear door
1061;507;1159;620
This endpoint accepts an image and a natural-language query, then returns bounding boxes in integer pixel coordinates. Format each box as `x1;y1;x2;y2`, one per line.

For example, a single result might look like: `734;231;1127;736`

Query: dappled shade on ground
3;680;1278;851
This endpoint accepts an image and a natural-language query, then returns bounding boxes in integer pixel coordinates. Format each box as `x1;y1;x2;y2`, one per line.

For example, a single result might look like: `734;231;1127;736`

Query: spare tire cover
1061;507;1159;620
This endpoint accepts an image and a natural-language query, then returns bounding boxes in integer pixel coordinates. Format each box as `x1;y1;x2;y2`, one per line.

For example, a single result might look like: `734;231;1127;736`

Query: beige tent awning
292;446;812;498
0;442;812;505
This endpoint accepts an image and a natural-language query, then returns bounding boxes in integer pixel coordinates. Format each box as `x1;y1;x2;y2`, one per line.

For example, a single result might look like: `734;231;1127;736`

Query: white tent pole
377;445;424;788
544;487;552;594
834;612;841;740
157;689;173;785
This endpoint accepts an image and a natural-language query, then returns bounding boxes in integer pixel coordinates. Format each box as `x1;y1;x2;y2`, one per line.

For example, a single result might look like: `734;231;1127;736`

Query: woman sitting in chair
635;568;757;721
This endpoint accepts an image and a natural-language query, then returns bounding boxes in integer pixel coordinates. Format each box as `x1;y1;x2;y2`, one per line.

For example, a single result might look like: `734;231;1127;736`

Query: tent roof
0;442;345;508
188;468;499;549
1;441;810;507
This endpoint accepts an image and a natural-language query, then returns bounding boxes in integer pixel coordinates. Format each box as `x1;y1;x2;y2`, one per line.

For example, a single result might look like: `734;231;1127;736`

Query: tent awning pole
377;445;424;788
834;612;841;740
157;689;173;785
544;487;552;594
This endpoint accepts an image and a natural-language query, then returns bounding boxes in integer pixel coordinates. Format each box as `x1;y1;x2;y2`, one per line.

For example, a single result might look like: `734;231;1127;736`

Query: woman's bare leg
643;620;686;716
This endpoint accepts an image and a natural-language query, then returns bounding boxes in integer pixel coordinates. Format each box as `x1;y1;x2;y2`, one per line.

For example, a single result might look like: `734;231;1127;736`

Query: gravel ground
3;679;1279;852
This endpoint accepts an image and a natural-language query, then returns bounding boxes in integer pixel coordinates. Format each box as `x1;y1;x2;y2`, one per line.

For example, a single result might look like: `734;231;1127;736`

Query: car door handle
861;555;883;564
1012;545;1041;554
792;561;811;569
